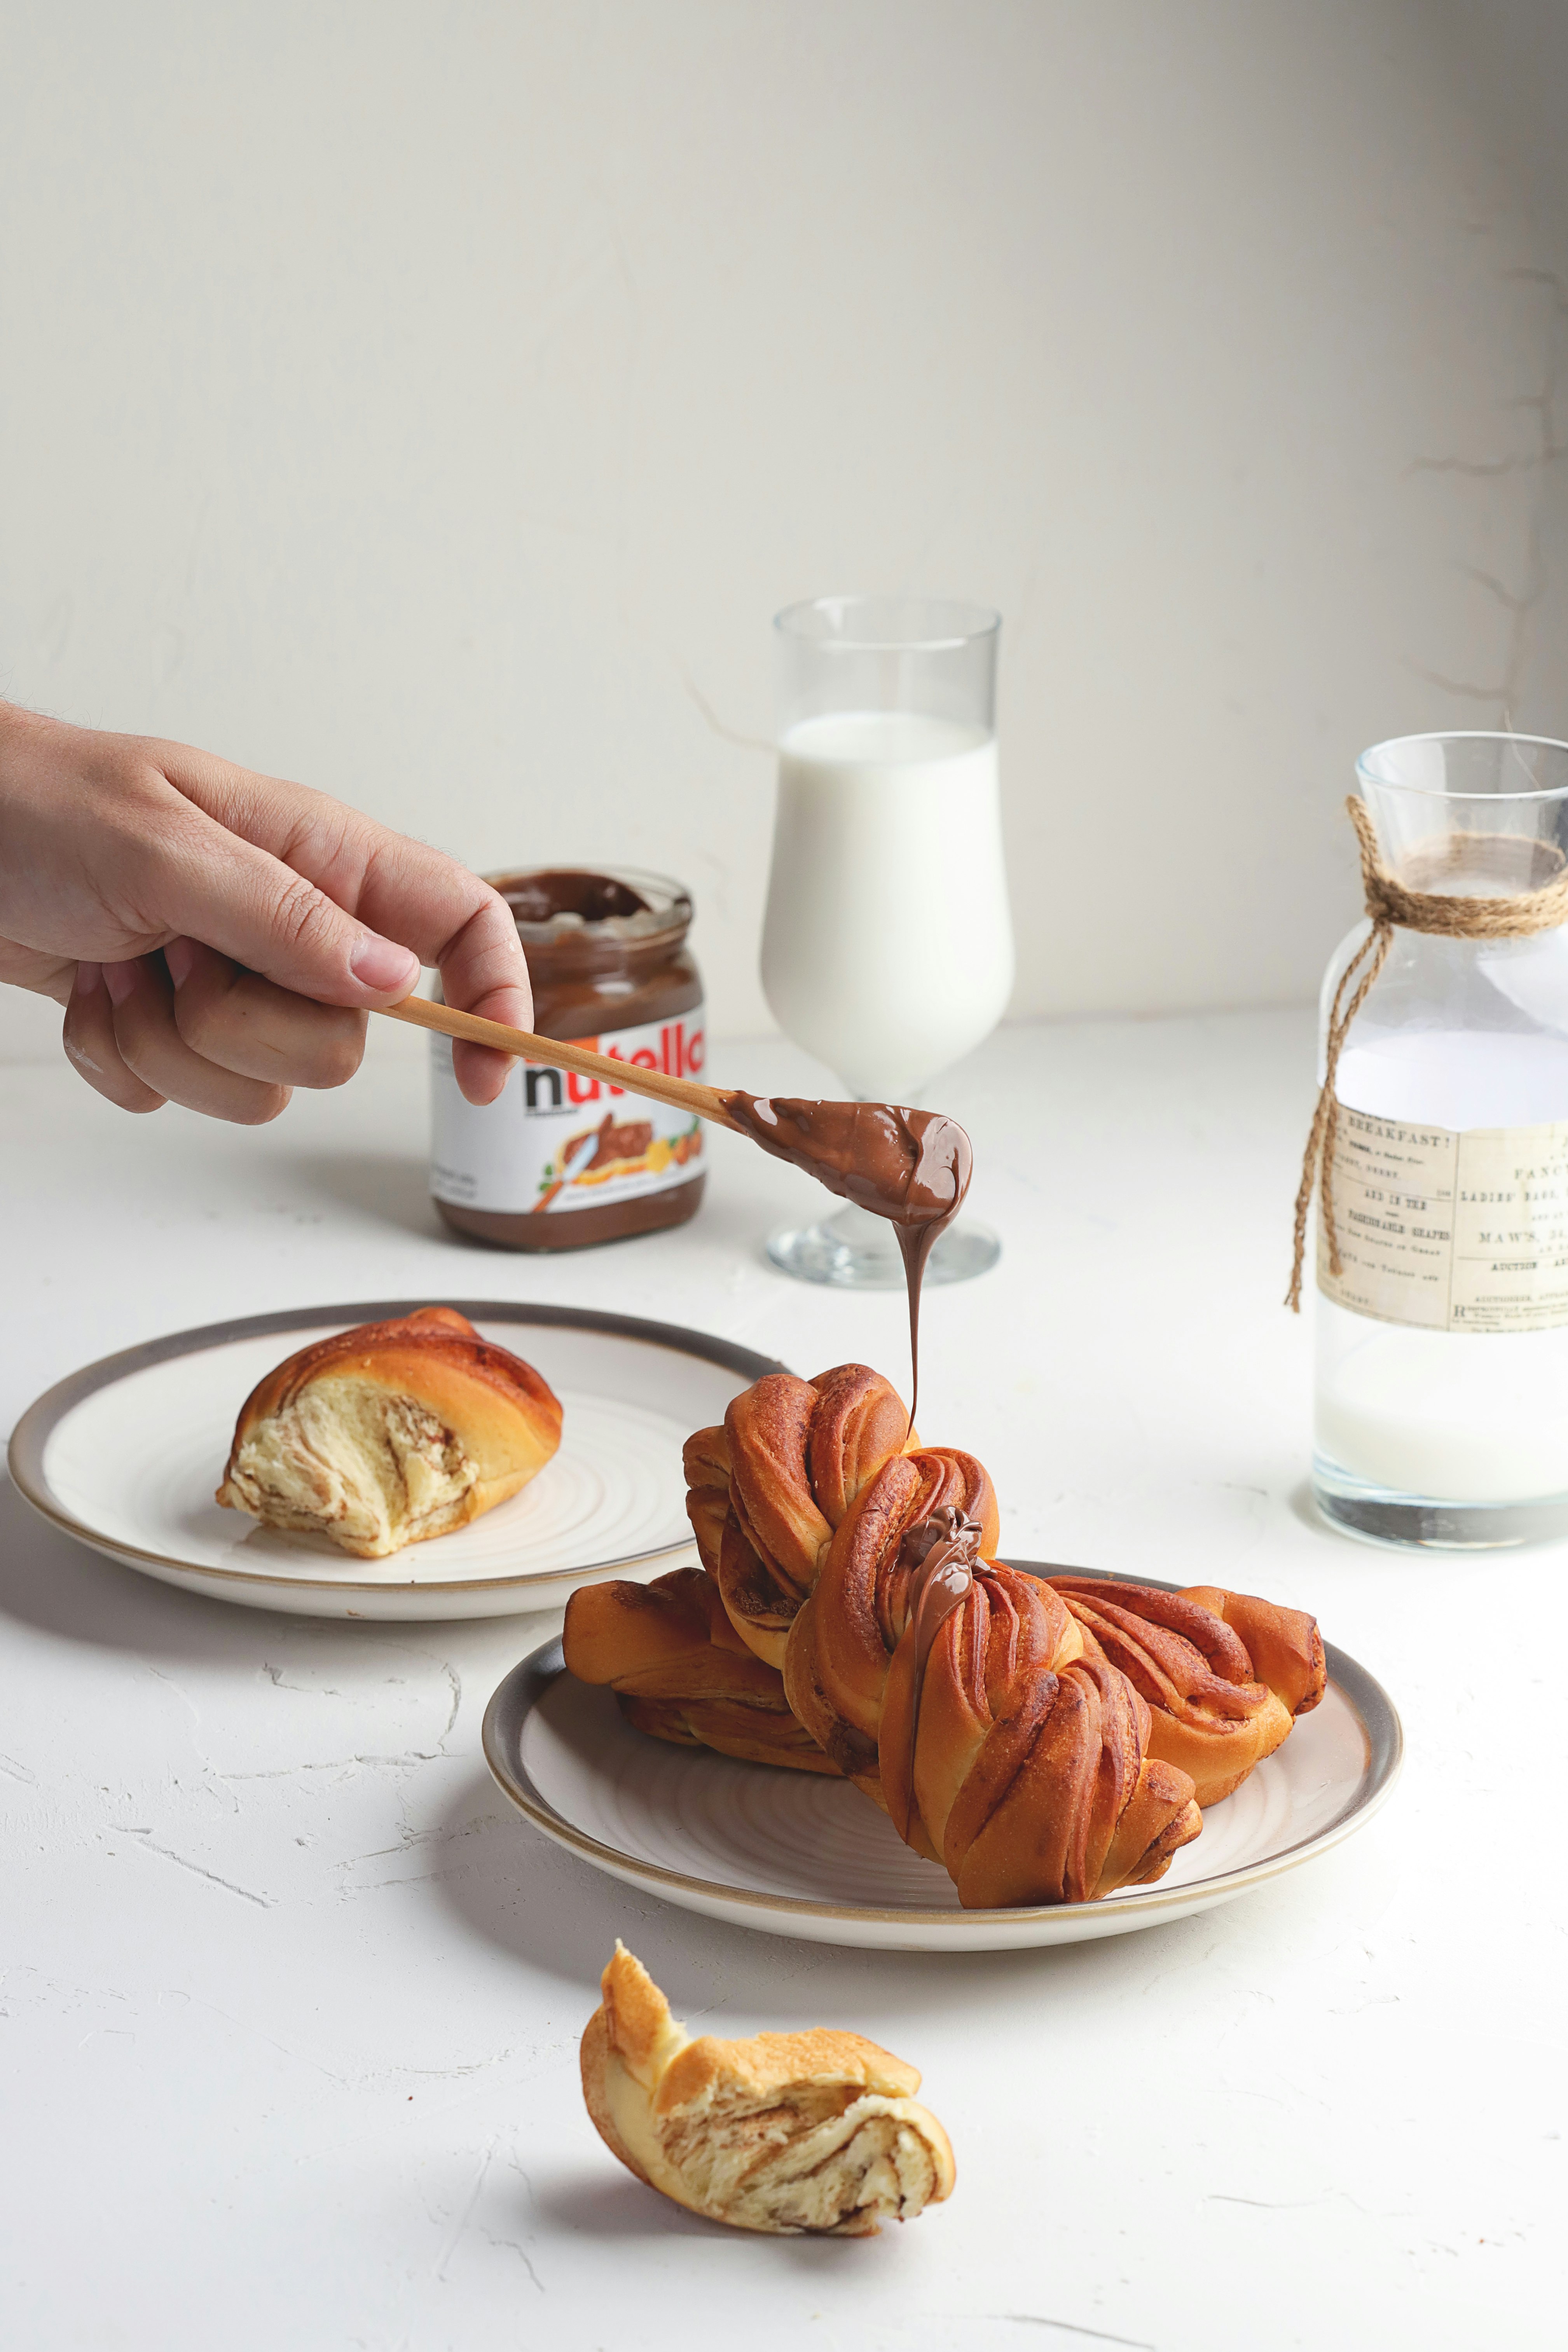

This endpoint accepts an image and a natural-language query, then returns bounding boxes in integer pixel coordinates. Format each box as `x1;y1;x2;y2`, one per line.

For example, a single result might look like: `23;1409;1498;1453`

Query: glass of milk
760;595;1013;1287
1313;730;1568;1547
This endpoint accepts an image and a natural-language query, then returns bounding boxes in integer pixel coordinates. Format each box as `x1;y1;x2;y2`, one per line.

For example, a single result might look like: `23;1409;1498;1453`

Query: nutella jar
431;868;706;1250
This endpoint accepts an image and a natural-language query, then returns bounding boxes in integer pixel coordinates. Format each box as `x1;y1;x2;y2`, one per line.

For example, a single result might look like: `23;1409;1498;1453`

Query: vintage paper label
430;1009;706;1214
1317;1105;1568;1332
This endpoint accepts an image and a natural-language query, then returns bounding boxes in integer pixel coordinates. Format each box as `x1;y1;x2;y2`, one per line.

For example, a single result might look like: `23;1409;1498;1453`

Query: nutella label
430;1009;706;1214
1318;1104;1568;1332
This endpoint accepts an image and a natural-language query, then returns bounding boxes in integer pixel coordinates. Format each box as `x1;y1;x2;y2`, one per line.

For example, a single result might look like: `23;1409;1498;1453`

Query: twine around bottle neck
1286;795;1568;1312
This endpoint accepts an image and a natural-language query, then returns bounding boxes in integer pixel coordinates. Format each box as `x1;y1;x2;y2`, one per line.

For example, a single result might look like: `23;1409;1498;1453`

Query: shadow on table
527;2169;728;2240
0;1469;456;1666
428;1758;1269;2028
0;1471;242;1659
518;2164;931;2270
289;1149;446;1241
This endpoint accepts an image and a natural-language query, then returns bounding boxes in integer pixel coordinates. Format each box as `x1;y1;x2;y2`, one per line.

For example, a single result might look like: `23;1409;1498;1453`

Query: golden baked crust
563;1568;842;1773
683;1364;920;1667
1181;1584;1327;1716
580;1944;955;2236
1048;1578;1327;1807
215;1306;562;1557
785;1462;1203;1903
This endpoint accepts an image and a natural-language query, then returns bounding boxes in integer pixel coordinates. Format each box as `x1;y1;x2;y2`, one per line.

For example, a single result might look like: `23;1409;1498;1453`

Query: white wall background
3;0;1567;1060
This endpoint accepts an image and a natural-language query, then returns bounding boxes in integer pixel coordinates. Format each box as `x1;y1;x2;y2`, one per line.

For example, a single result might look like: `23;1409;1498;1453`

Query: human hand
0;703;531;1121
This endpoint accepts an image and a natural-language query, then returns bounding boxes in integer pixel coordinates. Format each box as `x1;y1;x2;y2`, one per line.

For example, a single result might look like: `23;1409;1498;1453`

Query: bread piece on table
581;1943;955;2236
216;1306;561;1558
563;1567;842;1774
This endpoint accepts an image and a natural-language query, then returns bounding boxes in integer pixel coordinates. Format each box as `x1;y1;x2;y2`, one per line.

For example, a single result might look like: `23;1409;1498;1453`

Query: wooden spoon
377;995;744;1130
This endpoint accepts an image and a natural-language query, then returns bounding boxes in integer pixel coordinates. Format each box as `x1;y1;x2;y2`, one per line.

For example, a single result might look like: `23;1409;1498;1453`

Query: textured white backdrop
3;0;1568;1062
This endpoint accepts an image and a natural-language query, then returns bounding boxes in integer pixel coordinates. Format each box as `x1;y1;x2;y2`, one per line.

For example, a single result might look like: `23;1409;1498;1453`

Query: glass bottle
1312;732;1568;1546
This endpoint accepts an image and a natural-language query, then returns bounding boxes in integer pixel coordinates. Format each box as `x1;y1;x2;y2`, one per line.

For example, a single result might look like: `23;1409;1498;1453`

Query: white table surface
1;1011;1560;2352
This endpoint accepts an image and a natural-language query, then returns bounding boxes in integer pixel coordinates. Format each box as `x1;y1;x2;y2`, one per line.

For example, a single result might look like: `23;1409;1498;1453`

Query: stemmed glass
760;594;1013;1287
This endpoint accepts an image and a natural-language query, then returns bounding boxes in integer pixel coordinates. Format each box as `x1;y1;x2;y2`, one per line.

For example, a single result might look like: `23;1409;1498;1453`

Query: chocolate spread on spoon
719;1096;973;1423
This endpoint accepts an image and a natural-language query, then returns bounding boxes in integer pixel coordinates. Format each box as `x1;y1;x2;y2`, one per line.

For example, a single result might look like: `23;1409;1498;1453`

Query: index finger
154;744;531;1103
421;887;532;1105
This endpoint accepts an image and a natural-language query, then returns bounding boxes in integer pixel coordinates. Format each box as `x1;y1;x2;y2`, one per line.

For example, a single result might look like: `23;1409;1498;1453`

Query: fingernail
350;933;420;992
164;938;195;989
75;961;103;996
103;961;139;1007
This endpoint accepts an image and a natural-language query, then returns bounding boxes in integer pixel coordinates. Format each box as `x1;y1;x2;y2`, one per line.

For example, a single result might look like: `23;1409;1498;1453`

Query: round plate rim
481;1565;1404;1930
6;1297;789;1597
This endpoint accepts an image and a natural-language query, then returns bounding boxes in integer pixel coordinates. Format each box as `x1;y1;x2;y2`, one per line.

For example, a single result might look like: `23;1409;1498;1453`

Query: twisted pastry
217;1305;562;1557
570;1369;1339;1910
1047;1578;1327;1807
563;1567;840;1775
785;1465;1200;1905
683;1364;918;1667
582;1943;955;2235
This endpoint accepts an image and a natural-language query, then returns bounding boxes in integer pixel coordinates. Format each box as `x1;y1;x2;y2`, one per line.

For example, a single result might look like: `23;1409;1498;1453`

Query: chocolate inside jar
433;866;706;1253
498;869;653;929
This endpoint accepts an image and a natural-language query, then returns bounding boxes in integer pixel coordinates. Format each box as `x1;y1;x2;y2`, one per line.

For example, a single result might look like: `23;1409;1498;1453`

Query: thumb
158;813;420;1006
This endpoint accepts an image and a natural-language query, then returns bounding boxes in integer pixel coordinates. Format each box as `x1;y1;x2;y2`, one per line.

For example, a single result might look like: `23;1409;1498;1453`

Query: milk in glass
762;711;1013;1102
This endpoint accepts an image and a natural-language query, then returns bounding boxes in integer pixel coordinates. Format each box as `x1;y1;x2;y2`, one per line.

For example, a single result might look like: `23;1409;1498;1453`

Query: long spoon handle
377;996;742;1130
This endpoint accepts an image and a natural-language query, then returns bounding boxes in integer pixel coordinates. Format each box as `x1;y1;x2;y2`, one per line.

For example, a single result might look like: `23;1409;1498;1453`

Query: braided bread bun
582;1943;954;2235
785;1458;1200;1904
217;1306;561;1557
563;1567;840;1774
1048;1577;1327;1806
578;1367;1332;1908
682;1370;1201;1905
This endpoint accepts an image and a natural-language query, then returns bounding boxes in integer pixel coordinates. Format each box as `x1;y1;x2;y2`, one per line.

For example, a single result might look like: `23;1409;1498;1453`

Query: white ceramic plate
7;1299;785;1620
483;1571;1402;1950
